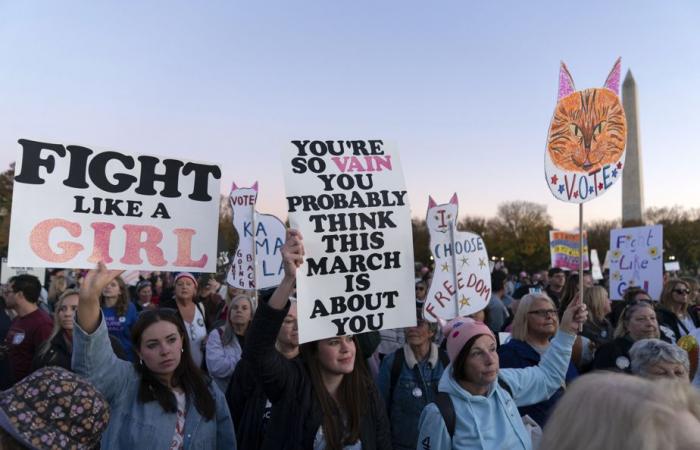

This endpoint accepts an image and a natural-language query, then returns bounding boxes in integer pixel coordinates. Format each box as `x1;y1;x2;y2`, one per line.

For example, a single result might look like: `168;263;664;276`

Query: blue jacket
72;313;236;450
497;338;578;426
378;343;447;450
417;330;575;450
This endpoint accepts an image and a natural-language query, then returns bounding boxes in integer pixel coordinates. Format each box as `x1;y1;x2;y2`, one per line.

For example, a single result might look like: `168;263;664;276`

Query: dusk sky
1;1;698;230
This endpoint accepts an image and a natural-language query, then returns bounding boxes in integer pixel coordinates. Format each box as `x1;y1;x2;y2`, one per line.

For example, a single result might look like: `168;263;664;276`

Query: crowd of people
1;230;700;449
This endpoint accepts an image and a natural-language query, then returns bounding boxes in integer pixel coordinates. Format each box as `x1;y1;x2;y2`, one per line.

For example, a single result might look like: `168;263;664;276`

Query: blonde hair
660;279;690;315
540;372;700;450
510;293;557;341
614;301;658;339
583;285;609;323
37;289;80;359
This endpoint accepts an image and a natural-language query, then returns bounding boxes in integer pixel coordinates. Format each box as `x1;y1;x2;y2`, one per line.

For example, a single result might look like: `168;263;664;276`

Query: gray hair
629;339;689;376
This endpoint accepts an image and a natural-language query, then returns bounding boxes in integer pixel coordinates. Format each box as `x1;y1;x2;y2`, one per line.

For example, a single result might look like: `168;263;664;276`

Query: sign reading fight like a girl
8;139;221;272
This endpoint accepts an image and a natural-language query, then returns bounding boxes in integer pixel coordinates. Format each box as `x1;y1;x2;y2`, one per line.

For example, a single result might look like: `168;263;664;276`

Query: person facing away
244;229;391;450
72;263;236;449
2;274;53;386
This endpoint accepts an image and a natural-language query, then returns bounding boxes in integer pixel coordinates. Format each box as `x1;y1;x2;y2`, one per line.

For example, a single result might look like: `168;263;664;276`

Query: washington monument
622;70;644;224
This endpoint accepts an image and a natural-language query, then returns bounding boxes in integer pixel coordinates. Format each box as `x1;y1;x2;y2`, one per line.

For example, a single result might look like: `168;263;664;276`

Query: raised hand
77;262;124;333
281;229;305;279
560;292;588;335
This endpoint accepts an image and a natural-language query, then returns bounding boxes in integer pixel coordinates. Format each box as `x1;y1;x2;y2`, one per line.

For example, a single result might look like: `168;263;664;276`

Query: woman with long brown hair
656;279;699;343
100;275;138;361
246;230;391;449
73;263;235;449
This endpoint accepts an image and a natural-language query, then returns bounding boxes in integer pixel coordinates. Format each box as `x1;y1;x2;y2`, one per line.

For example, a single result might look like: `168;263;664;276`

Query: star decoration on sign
616;161;623;169
573;191;579;198
550;175;558;185
558;184;565;194
588;186;594;194
441;262;449;272
612;169;618;178
459;296;471;307
460;256;469;267
479;258;487;269
598;182;604;190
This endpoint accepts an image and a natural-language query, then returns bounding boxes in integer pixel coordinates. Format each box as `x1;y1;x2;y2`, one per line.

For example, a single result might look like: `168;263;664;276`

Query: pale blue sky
1;1;698;229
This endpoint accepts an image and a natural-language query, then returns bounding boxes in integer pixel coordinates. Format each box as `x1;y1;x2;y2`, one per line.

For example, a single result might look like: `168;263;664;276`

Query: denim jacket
378;343;447;450
72;313;236;450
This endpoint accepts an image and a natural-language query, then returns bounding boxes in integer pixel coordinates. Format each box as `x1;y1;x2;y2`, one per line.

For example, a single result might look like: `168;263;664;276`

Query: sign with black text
8;139;221;272
284;139;415;343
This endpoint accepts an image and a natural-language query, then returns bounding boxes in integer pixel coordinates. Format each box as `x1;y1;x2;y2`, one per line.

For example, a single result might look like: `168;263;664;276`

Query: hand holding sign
282;229;305;277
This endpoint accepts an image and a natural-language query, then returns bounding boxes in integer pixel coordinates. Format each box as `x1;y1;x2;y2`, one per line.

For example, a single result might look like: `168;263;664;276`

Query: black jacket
32;331;127;371
656;306;700;343
246;298;392;450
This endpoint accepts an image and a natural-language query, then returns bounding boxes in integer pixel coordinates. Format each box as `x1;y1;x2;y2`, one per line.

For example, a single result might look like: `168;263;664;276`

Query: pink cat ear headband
558;57;622;100
437;316;496;363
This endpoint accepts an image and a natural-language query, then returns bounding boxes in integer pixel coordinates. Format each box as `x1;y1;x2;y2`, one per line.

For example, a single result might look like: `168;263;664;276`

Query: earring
181;348;184;353
139;359;144;366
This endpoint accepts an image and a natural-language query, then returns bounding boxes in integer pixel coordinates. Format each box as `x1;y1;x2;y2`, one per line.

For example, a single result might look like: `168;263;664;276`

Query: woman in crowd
629;338;690;381
656;279;699;343
377;307;448;450
73;263;236;449
498;293;578;426
227;300;300;449
33;289;125;370
578;285;614;370
101;276;138;361
417;290;587;449
160;273;209;368
246;230;391;449
610;287;653;328
592;300;660;372
539;372;700;450
205;293;256;392
133;280;156;312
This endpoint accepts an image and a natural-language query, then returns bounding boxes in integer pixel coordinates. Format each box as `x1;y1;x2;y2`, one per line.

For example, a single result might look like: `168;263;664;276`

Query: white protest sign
609;225;663;300
0;258;46;284
423;194;491;322
664;261;680;272
590;249;604;280
283;139;415;343
226;181;285;290
8;139;220;272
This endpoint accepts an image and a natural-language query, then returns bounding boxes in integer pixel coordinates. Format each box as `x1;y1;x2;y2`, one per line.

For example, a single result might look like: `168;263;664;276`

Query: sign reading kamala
226;181;285;290
283;139;415;343
609;225;663;300
423;194;491;322
549;230;590;272
8;139;221;272
544;58;627;203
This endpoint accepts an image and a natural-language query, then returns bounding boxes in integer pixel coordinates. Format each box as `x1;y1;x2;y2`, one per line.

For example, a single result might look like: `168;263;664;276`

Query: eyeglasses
528;309;558;319
415;286;426;291
673;289;690;296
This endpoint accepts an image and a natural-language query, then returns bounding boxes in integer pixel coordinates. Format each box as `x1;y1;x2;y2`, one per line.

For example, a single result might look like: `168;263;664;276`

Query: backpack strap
434;391;456;438
498;376;513;398
388;347;405;414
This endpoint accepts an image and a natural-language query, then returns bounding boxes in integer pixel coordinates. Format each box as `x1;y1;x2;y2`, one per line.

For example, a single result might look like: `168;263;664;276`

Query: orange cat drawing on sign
545;58;628;203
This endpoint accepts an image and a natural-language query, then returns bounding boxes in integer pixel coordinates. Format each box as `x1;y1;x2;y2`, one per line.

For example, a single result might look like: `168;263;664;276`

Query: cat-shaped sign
545;58;627;203
423;194;491;322
226;182;285;290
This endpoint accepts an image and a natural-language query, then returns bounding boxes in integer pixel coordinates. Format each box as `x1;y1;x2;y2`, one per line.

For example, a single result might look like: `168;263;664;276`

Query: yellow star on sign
459;296;470;307
460;256;469;266
441;262;449;272
478;258;487;269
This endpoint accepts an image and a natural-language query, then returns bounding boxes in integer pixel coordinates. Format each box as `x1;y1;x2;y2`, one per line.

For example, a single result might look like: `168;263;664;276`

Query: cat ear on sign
557;61;576;101
449;193;459;206
603;57;622;96
427;196;437;209
231;181;238;191
252;181;259;192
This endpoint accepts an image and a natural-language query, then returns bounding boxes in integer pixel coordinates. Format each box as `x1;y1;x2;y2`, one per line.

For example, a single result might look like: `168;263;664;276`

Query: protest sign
544;58;627;203
8;139;221;272
0;258;45;284
590;249;604;280
226;181;285;290
609;225;663;300
423;194;491;322
664;261;680;272
283;139;415;343
549;230;590;271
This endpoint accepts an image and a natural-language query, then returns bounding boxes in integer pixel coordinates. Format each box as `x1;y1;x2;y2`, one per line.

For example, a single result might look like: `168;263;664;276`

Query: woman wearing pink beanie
417;298;587;449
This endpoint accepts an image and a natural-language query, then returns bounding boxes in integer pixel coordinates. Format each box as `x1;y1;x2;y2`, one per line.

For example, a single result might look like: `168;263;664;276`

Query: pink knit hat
174;272;198;288
443;317;496;363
